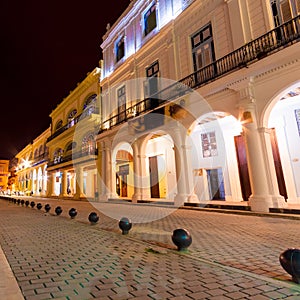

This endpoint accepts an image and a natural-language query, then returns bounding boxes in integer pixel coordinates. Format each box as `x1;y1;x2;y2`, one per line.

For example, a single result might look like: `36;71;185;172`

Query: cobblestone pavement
1;197;300;299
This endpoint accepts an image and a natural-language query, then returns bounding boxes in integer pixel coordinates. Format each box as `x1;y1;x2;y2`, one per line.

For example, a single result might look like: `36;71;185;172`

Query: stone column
172;125;199;206
50;172;56;196
238;82;286;212
59;170;68;197
131;141;141;203
102;139;118;200
74;167;85;199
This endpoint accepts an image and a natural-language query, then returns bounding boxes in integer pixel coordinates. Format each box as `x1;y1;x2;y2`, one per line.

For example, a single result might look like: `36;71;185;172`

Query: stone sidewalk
1;197;300;299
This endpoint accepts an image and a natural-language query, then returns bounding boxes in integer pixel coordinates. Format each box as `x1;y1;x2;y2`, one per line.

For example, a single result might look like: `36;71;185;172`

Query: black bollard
171;228;192;251
68;208;77;219
118;217;132;235
55;206;63;216
25;200;30;207
17;199;21;205
20;199;25;206
88;212;99;224
30;201;35;208
36;203;42;210
279;248;300;283
44;204;51;213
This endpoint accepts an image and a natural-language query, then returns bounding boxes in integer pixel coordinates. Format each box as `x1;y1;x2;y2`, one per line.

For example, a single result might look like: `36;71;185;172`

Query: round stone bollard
172;228;192;252
118;217;132;235
36;203;42;210
20;199;25;206
25;200;30;207
55;206;63;216
69;208;77;219
30;201;35;208
17;199;21;205
279;248;300;283
13;198;17;204
88;212;99;225
44;204;51;213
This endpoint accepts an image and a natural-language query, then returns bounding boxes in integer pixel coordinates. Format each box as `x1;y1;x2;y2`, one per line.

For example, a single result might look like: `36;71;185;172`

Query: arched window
68;109;77;127
82;134;95;154
66;142;76;153
34;149;39;158
39;145;44;156
83;94;97;116
55;120;63;131
53;148;63;164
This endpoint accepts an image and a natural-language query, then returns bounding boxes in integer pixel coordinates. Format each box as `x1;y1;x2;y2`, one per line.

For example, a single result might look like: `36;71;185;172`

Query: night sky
0;0;131;160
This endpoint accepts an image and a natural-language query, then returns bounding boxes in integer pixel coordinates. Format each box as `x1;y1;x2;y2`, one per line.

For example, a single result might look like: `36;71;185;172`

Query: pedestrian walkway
1;197;300;299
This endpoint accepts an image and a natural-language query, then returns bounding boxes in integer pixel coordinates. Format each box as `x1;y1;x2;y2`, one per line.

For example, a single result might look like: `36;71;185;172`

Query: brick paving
1;197;300;299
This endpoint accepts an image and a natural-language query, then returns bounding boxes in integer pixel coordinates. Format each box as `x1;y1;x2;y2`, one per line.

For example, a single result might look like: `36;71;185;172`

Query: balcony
47;149;98;168
47;106;99;143
99;15;300;134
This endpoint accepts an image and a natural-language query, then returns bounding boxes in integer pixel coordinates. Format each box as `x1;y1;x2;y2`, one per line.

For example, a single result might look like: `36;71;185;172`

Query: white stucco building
95;0;300;212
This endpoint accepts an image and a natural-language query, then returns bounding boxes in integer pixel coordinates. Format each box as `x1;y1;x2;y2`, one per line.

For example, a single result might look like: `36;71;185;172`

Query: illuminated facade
0;160;10;191
45;67;101;200
96;0;300;212
15;127;50;196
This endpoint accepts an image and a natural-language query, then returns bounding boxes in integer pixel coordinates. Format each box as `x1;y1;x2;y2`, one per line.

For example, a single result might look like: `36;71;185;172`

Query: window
201;131;217;157
82;134;95;154
66;142;76;153
191;24;215;71
145;61;160;109
55;120;63;131
68;109;77;127
271;0;300;26
115;36;125;62
117;86;126;123
83;94;97;116
144;3;157;36
54;148;63;164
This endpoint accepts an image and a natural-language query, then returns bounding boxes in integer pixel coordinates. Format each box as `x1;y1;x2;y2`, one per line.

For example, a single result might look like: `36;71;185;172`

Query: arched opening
144;133;176;201
189;111;245;202
266;84;300;203
112;143;134;199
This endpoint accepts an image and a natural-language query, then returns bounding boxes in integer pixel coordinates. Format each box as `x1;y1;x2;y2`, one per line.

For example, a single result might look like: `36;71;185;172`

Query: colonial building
14;127;50;196
45;67;101;200
0;159;10;192
95;0;300;212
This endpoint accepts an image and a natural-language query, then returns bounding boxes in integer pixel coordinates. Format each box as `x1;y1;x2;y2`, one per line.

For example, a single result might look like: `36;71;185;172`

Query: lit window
144;3;157;36
115;36;125;62
191;24;215;71
82;134;95;154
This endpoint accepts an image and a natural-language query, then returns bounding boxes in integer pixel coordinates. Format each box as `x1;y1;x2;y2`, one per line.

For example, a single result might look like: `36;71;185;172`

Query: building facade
45;67;101;200
12;0;300;213
15;127;50;196
96;0;300;212
0;159;10;192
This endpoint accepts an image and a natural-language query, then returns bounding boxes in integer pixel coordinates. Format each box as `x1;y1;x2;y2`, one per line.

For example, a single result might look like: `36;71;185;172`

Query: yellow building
15;127;50;196
0;159;10;192
45;67;101;200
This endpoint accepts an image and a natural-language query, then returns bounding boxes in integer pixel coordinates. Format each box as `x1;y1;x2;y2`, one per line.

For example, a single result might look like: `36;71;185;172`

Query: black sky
0;0;131;160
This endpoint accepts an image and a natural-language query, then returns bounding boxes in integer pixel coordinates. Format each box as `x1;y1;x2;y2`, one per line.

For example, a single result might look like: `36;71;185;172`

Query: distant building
0;159;10;191
15;127;50;196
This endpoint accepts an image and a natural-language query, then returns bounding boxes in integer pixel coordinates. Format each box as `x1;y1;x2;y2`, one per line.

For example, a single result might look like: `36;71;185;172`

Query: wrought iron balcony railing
47;106;99;143
47;149;98;167
99;15;300;134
